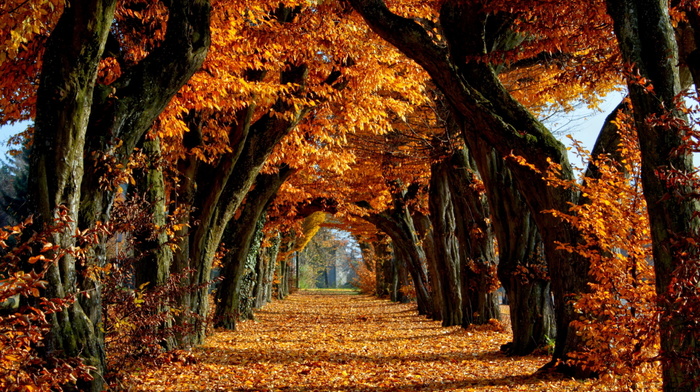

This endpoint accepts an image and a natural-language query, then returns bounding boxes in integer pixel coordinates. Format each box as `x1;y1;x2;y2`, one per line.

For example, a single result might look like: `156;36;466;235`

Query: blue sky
0;121;28;161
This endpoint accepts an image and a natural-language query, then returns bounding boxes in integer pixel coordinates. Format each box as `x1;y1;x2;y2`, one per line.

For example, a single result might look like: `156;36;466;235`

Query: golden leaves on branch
544;107;659;389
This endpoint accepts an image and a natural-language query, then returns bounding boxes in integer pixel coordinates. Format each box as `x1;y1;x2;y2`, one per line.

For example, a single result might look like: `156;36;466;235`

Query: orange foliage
0;214;95;391
0;1;62;125
350;262;376;295
544;105;659;388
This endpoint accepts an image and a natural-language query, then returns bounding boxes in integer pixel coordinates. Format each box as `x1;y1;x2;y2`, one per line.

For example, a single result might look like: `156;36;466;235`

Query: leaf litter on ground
129;291;651;391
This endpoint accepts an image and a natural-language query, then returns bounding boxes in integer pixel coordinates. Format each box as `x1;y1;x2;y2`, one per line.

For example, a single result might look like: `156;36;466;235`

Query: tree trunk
238;217;265;321
427;160;463;326
374;235;392;298
446;148;501;326
456;132;554;354
394;248;411;304
133;137;173;289
214;167;293;330
606;1;700;389
29;3;118;390
358;241;375;272
131;137;176;349
255;233;280;308
277;256;290;300
364;203;434;315
412;212;445;321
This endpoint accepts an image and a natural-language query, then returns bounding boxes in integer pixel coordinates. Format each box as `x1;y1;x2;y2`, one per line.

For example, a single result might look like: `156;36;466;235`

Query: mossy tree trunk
133;137;173;290
131;137;176;349
30;3;118;390
30;3;210;388
607;1;700;389
238;217;266;322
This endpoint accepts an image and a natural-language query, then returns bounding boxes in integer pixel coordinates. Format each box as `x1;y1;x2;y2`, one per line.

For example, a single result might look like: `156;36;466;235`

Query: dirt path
132;291;597;391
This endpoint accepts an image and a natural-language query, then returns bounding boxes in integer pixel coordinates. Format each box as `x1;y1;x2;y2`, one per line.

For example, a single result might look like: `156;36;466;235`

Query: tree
348;0;619;374
3;1;211;388
0;147;29;228
148;0;428;344
214;165;294;329
606;1;700;389
546;109;658;389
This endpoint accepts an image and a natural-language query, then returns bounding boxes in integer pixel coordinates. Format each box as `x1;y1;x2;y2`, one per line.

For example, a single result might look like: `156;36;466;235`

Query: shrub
0;216;94;391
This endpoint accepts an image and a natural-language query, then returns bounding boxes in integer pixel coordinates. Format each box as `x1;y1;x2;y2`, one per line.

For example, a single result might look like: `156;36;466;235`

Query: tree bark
446;148;501;326
374;235;393;298
131;137;176;350
214;166;293;330
363;202;434;315
606;1;700;389
237;217;265;321
454;124;556;355
412;212;445;321
254;233;280;308
80;0;211;231
29;2;118;390
133;137;173;290
30;4;210;381
427;160;463;326
394;247;411;303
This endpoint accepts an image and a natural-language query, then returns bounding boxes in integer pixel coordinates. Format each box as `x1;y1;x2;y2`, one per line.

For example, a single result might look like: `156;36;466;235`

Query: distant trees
0;148;29;227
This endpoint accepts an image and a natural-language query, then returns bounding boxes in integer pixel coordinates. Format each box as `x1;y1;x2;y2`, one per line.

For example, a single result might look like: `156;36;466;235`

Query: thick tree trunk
29;3;117;390
238;218;265;321
214;167;293;330
134;137;173;289
427;160;463;326
461;126;577;362
462;136;554;354
607;1;700;389
412;212;445;321
446;148;501;326
131;137;176;349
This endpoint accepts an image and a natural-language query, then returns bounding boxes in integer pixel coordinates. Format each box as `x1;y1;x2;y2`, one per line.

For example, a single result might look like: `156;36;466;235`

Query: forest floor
127;291;647;391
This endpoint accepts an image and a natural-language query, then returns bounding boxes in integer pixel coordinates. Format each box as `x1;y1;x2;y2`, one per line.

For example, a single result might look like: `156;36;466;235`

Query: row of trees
1;0;699;390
